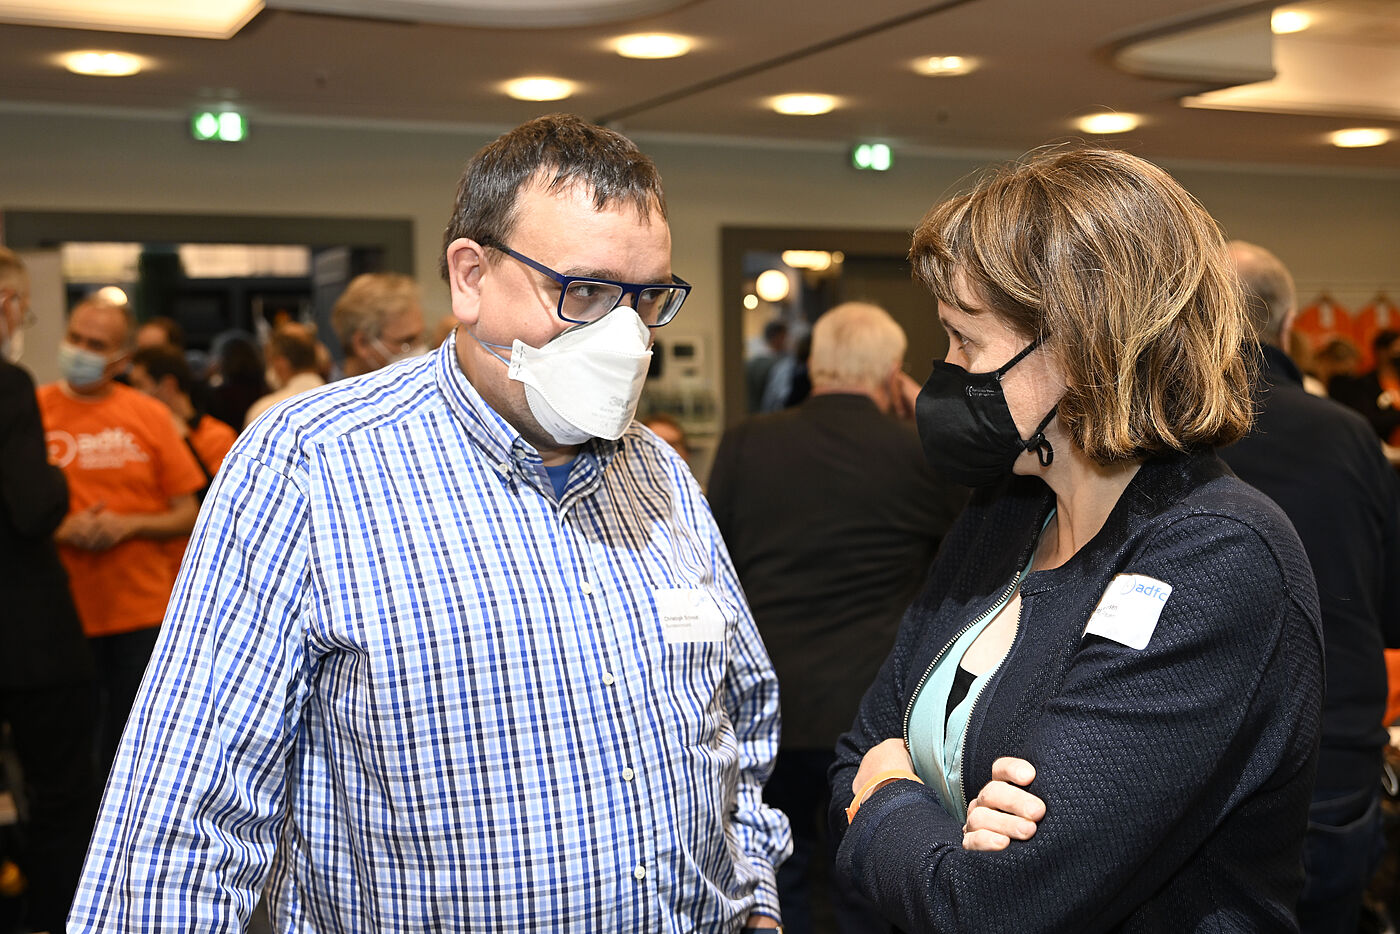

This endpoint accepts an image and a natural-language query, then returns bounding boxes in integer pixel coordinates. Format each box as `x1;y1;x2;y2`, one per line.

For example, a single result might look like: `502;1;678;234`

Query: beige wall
3;109;1398;422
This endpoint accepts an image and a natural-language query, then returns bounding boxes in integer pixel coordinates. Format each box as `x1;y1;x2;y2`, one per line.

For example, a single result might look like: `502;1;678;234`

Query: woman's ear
445;238;488;327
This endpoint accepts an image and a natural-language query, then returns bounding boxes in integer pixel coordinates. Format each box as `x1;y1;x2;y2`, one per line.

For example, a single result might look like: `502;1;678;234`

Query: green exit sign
191;110;247;142
851;142;892;171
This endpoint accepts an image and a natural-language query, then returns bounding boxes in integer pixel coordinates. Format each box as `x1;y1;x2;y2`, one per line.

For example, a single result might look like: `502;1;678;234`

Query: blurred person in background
1331;329;1400;447
709;301;966;934
640;411;691;464
134;316;185;352
746;319;789;414
130;343;236;501
204;331;267;431
1221;240;1400;934
37;295;204;778
331;272;427;378
244;324;326;428
0;247;97;934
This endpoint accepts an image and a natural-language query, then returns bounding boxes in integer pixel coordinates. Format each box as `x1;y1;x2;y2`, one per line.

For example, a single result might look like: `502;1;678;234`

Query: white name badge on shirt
654;589;726;644
1084;574;1173;650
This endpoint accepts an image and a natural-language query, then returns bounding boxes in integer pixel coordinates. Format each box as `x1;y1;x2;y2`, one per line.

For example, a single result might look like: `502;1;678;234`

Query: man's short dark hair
763;320;789;342
142;316;187;349
133;344;194;396
268;328;319;373
439;113;667;279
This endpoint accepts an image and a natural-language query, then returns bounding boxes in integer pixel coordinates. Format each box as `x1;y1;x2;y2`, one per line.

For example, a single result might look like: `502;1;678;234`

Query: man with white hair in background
709;301;967;934
1220;240;1400;934
330;272;427;377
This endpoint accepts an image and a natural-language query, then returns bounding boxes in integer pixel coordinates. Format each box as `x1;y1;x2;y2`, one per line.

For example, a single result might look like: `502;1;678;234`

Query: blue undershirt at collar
544;459;575;499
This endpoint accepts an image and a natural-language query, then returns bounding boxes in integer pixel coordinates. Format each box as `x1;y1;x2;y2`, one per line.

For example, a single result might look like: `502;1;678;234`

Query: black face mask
915;337;1058;487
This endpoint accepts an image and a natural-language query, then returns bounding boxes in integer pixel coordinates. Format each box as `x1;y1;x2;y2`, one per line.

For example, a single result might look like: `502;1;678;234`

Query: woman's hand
963;757;1045;851
851;737;916;797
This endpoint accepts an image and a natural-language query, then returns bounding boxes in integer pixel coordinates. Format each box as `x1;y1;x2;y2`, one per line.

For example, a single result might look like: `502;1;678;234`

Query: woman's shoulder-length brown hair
910;146;1254;464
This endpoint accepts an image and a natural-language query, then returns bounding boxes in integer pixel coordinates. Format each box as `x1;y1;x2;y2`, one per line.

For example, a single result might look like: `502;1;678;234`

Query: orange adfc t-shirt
37;381;206;637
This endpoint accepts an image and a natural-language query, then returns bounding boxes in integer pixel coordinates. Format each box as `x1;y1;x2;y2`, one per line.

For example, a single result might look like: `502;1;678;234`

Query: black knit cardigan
830;451;1323;933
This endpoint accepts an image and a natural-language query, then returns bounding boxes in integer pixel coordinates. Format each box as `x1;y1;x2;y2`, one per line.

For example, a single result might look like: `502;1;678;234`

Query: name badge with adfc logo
1084;573;1173;650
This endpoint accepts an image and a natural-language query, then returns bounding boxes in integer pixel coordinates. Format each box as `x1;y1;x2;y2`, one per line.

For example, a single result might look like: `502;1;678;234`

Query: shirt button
581;581;594;595
622;767;635;781
601;672;616;686
494;462;510;478
633;865;646;880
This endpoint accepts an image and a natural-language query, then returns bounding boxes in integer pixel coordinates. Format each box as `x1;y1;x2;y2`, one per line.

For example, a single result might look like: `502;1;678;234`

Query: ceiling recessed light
1271;9;1312;34
755;269;791;302
781;250;834;271
770;93;838;116
1075;112;1140;134
59;50;145;77
1330;128;1391;148
915;55;977;77
503;77;576;102
614;33;692;59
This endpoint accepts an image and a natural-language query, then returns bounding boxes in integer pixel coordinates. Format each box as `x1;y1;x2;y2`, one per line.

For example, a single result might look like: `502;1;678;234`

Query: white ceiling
0;0;1397;171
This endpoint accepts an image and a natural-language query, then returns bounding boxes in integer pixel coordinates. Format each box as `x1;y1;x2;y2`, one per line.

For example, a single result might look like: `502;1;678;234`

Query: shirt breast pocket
653;587;733;747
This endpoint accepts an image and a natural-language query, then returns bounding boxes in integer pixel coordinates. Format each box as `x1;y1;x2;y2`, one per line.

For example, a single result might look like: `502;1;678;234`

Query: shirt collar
1258;342;1303;388
433;330;622;486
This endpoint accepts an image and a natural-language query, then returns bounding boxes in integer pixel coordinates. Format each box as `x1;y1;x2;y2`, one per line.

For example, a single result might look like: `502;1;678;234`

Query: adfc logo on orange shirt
47;428;150;470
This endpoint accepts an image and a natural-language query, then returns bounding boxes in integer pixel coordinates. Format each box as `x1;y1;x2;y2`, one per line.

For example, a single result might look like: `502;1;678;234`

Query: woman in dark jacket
831;147;1323;932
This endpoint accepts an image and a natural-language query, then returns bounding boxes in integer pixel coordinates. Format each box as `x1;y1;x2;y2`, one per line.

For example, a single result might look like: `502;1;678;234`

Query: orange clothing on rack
1294;296;1353;354
37;382;205;637
1353;295;1400;372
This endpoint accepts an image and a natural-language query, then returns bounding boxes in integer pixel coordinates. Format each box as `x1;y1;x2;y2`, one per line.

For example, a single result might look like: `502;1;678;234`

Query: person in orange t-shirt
130;343;236;495
130;343;238;576
37;298;204;773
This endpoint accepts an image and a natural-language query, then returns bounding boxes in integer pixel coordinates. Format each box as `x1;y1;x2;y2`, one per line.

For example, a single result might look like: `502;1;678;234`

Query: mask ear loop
993;334;1056;466
1023;406;1058;467
993;335;1043;377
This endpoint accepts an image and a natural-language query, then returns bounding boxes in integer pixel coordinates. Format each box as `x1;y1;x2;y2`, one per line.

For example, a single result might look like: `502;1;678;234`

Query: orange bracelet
844;768;923;824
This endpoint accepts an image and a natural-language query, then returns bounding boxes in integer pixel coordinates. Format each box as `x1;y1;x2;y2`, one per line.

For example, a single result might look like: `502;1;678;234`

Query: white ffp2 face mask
473;305;653;446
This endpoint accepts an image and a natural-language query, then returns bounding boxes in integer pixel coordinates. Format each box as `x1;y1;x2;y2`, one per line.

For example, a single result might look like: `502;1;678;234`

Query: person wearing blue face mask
35;296;204;782
830;148;1324;932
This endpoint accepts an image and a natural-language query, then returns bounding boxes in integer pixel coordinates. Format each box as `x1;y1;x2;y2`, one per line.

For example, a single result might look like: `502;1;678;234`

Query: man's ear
445;238;488;328
349;330;373;362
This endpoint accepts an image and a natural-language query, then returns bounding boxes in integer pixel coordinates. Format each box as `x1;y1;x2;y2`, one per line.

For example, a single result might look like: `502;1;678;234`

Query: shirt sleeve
834;513;1321;933
68;451;312;931
708;507;792;920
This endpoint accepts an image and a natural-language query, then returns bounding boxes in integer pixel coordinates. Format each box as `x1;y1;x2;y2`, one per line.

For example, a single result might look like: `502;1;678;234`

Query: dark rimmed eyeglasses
484;240;690;328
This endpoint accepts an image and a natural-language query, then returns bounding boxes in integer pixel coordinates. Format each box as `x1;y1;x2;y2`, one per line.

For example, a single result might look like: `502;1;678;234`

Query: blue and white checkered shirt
70;335;791;932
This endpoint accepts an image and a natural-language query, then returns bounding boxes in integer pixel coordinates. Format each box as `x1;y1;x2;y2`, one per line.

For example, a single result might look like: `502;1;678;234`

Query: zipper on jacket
902;570;1023;747
955;595;1023;815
